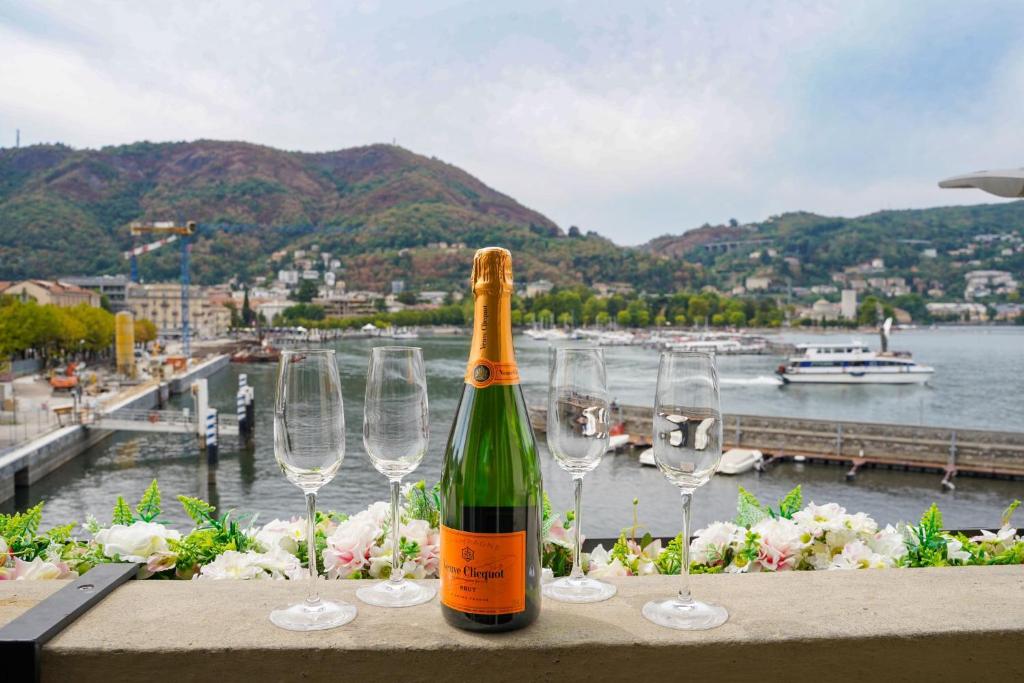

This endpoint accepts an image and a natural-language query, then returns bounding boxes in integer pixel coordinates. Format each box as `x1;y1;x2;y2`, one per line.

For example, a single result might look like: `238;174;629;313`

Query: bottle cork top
471;247;513;293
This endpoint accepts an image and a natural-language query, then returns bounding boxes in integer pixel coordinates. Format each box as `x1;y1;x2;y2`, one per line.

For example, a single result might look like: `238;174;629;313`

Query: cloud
2;0;1022;244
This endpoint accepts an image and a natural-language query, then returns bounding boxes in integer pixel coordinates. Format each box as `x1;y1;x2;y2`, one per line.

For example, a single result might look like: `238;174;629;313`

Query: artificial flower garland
1;481;1020;581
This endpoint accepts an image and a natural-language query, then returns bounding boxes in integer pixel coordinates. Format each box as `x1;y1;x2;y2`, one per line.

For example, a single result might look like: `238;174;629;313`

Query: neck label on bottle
465;291;519;388
440;525;526;615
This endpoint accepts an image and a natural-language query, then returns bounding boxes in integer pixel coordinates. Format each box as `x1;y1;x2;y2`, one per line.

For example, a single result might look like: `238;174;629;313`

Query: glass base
542;575;617;603
642;596;728;630
356;579;436;608
269;598;357;631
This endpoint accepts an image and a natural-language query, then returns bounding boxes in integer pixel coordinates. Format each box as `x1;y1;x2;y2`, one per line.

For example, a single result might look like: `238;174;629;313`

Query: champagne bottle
440;247;543;632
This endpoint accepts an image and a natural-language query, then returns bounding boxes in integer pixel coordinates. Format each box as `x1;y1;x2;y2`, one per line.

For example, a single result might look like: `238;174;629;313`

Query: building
391;280;406;295
314;291;382;318
277;270;299;286
524;279;554;297
964;270;1018;300
926;302;988;322
125;283;231;339
417;291;448;307
994;303;1023;321
0;280;100;307
744;275;774;291
61;275;131;310
258;300;292;323
801;299;841;322
840;289;858;320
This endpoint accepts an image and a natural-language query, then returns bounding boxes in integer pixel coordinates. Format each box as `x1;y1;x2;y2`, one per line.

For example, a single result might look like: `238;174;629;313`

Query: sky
2;0;1024;245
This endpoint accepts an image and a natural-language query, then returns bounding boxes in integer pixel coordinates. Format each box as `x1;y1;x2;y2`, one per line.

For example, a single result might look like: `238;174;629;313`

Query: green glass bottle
440;247;543;632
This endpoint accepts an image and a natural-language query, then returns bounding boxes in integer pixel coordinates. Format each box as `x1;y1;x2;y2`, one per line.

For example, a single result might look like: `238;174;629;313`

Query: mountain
1;139;1021;298
644;204;1024;295
0;140;686;291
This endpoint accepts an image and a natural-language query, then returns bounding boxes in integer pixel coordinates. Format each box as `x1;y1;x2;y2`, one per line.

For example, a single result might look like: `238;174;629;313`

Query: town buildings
125;283;231;339
0;280;101;307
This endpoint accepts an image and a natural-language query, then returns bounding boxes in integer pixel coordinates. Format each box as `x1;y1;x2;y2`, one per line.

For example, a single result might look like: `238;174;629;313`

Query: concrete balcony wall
2;567;1022;682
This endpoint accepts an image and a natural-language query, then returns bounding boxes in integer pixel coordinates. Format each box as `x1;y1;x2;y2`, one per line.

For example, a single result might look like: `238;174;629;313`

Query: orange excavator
50;362;79;391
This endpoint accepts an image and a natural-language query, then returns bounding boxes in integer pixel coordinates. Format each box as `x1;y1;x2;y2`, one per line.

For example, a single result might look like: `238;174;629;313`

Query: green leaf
777;485;803;519
178;495;216;525
735;486;768;527
136;479;162;522
112;496;134;525
920;503;943;535
1001;500;1021;527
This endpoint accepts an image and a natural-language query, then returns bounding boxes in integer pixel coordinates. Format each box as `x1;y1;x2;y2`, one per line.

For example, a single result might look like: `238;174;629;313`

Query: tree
134;318;158;344
688;295;710;324
568;225;582;237
673;314;687;327
727;310;747;327
241;288;255;325
397;290;417;305
292;279;318;304
595;311;610;326
654;314;667;327
616;309;631;327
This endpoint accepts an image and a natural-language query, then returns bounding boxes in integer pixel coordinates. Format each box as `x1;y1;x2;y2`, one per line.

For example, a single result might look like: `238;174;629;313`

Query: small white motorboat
607;433;630;452
638;448;656;467
717;448;763;475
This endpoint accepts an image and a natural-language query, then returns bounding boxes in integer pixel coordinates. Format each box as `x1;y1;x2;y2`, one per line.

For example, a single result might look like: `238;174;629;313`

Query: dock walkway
529;404;1024;480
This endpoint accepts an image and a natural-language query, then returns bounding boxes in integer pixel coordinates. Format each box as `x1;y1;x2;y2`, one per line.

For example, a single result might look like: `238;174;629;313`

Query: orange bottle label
440;525;526;615
465;291;519;388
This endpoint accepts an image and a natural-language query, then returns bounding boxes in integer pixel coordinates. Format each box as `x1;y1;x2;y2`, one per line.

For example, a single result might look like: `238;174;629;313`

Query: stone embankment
0;355;230;504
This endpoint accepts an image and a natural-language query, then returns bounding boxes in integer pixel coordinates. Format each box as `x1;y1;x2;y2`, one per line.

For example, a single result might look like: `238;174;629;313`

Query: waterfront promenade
0;355;231;504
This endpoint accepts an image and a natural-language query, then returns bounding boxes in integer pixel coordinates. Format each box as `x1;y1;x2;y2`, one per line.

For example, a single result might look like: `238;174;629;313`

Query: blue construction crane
125;220;197;357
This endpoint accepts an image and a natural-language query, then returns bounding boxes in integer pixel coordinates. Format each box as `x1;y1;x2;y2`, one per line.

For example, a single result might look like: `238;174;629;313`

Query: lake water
7;326;1023;537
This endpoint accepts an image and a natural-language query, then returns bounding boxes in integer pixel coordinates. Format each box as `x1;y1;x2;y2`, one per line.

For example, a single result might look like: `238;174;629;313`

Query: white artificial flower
690;522;744;567
195;548;302;580
843;512;879;536
588;557;630;578
94;521;181;564
252;547;305;580
752;517;807;571
586;544;630;577
971;525;1018;550
945;539;971;565
0;536;7;557
255;518;306;555
868;525;907;563
793;502;848;538
804;541;837;570
196;550;268;580
829;540;892;570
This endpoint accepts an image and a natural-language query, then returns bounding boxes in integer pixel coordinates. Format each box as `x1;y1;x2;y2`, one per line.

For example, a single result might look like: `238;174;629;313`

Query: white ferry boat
776;340;934;384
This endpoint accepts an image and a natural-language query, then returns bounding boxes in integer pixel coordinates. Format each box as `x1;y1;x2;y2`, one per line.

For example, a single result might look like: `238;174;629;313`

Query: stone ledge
2;566;1022;682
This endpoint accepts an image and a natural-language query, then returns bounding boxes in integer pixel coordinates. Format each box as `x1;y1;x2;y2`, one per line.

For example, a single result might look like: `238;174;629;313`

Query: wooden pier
528;404;1024;482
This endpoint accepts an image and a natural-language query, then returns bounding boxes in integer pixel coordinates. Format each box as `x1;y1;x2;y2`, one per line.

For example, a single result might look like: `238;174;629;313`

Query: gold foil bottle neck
471;247;513;293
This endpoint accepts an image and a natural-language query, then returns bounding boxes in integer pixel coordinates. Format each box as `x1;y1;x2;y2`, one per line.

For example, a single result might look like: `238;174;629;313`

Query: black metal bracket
0;562;140;682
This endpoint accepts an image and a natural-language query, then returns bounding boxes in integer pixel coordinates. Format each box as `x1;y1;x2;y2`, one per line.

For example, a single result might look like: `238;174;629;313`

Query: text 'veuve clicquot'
439;247;543;632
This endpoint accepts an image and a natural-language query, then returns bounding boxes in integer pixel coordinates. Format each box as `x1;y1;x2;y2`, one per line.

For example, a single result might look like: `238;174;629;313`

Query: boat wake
720;375;784;387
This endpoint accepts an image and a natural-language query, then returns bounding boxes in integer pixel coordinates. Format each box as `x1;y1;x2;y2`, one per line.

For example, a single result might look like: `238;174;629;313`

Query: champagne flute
642;351;728;630
270;349;357;631
542;347;617;603
355;346;435;607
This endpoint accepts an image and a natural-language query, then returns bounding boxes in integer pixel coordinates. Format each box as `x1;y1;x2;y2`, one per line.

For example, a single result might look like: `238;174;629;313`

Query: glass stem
389;478;403;585
570;474;585;580
678;490;693;603
305;491;320;605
